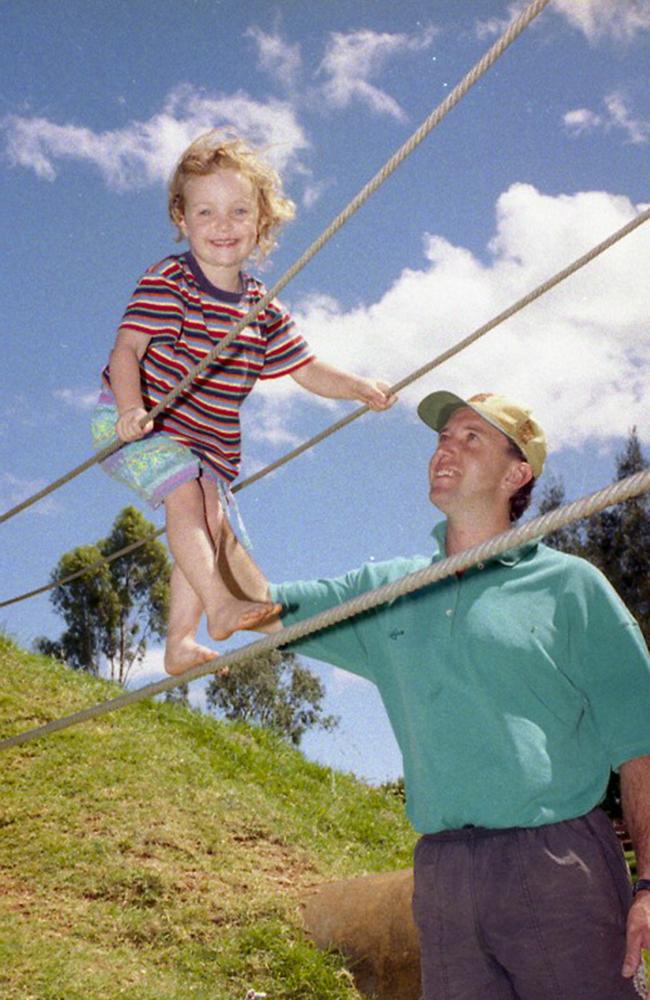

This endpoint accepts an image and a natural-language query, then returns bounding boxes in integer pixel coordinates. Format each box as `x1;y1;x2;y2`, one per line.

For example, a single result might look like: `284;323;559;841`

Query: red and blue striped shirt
102;253;313;483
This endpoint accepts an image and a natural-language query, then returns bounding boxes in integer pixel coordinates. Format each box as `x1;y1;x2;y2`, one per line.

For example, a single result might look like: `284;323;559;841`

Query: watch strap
632;878;650;897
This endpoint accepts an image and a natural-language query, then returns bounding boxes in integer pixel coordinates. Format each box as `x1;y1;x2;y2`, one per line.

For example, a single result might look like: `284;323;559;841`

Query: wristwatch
632;879;650;897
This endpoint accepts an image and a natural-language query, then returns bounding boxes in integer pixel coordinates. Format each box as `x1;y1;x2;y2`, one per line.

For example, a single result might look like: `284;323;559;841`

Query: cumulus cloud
250;184;650;453
246;26;302;88
552;0;650;43
564;91;649;144
318;27;437;120
2;84;309;189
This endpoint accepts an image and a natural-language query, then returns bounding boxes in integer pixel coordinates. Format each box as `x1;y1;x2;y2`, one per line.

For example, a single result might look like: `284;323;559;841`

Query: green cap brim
417;391;469;432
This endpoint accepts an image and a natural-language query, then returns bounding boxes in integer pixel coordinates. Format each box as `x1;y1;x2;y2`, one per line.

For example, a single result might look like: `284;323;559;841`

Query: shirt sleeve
259;298;314;379
269;567;378;680
565;559;650;769
117;260;186;341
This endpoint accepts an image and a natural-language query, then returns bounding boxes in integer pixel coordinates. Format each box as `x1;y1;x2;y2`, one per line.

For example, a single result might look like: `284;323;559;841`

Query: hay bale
301;868;421;999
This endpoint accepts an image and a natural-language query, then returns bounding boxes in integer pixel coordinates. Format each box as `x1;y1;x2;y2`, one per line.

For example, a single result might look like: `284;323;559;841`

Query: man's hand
116;406;153;442
622;891;650;997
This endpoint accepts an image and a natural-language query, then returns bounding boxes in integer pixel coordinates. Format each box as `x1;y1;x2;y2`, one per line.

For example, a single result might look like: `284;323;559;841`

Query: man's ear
504;460;533;492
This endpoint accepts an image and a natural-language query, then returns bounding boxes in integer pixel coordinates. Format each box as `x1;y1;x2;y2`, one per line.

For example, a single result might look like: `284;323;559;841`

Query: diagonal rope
2;205;648;607
2;205;648;610
0;0;551;527
1;469;648;752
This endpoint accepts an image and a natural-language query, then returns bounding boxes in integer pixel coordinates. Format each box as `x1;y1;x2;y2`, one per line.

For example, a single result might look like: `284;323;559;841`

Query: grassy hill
0;634;416;1000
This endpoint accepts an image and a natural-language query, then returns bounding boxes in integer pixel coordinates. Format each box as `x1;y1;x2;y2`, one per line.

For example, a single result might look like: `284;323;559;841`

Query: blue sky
1;0;649;784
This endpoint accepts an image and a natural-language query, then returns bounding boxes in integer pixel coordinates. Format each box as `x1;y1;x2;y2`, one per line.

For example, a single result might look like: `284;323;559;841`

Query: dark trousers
412;808;639;999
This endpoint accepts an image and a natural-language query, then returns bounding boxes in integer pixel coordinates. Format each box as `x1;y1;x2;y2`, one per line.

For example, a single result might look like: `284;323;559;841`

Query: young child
92;131;395;676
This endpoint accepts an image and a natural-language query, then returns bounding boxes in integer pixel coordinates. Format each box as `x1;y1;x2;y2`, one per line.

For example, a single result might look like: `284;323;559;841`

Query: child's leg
164;478;280;644
164;563;219;676
217;516;284;634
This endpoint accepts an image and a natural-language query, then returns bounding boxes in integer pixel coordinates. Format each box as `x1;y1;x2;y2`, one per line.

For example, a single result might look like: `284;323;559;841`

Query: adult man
250;390;650;998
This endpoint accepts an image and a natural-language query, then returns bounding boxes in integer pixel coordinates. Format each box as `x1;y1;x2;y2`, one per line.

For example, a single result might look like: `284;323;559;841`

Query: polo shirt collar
431;520;538;568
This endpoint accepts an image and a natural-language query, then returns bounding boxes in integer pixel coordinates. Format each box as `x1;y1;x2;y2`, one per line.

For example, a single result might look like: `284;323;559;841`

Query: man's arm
620;754;650;992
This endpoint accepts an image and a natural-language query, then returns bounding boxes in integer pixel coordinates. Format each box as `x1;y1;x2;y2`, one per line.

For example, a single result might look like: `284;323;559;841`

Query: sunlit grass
0;634;416;1000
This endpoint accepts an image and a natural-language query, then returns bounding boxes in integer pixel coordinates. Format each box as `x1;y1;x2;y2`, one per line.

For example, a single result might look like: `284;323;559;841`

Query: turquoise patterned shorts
91;394;202;509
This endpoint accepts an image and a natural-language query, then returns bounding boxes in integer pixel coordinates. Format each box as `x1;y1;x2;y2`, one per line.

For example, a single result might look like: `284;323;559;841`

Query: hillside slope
0;635;416;1000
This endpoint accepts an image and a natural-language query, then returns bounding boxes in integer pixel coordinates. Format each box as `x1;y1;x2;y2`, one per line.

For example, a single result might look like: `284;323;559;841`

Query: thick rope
1;469;648;752
2;204;648;610
0;0;551;527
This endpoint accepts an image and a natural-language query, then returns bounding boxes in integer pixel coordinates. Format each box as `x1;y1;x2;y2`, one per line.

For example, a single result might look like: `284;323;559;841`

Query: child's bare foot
165;638;219;676
208;599;283;642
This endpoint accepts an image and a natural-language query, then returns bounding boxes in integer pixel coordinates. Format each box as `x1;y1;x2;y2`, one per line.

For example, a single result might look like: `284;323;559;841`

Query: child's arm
109;329;154;441
290;359;397;411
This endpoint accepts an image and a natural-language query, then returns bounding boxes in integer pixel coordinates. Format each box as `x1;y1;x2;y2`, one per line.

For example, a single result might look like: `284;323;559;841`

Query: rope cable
0;0;551;527
2;468;648;752
2;204;648;610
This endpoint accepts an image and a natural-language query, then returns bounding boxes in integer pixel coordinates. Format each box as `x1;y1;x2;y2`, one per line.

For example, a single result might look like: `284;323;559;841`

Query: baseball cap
417;390;547;478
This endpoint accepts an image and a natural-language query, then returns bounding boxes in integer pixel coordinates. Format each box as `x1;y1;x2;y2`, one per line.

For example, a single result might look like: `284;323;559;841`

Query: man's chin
429;487;454;512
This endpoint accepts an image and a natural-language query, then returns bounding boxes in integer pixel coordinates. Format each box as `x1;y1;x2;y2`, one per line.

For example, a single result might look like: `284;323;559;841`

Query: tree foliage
34;507;171;684
205;649;338;745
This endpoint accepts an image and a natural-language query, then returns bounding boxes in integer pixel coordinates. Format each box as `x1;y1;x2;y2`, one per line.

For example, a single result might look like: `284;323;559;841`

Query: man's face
428;407;526;515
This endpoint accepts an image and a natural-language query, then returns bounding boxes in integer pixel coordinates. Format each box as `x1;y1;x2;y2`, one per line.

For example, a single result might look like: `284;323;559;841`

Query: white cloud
0;473;60;516
251;185;650;454
302;179;330;210
2;84;309;190
552;0;650;43
54;387;100;411
245;394;309;448
318;27;437;120
477;1;650;43
245;26;302;88
603;92;649;144
562;108;603;136
564;91;649;144
475;2;528;41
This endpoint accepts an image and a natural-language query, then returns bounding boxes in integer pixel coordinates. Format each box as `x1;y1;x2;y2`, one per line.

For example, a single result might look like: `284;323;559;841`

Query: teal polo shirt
270;523;650;834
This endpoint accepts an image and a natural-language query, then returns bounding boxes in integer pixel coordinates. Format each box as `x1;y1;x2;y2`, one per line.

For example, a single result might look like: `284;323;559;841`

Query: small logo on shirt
389;628;405;640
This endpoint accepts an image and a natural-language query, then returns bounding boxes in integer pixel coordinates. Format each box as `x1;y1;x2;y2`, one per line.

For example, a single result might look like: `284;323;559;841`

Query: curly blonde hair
168;131;295;258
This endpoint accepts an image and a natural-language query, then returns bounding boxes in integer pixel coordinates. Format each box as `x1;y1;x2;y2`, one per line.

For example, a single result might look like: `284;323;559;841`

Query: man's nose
436;437;456;457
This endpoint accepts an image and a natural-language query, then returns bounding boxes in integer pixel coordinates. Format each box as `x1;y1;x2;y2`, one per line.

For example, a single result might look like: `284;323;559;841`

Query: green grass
0;634;416;1000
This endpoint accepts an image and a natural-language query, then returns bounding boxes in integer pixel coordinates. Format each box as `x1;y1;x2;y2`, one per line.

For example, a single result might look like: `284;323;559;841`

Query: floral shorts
91;392;209;509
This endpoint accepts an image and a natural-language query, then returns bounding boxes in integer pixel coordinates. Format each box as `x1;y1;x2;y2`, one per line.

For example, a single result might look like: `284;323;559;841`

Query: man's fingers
622;930;641;977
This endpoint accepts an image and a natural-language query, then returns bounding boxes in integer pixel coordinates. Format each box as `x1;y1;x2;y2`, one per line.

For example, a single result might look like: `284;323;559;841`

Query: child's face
178;168;259;289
